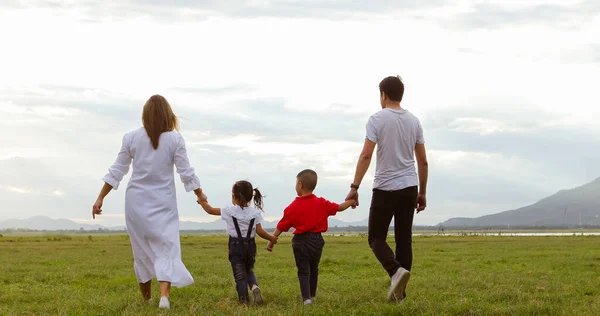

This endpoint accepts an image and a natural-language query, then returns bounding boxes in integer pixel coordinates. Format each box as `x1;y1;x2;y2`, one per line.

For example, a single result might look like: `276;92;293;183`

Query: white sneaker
158;296;170;309
387;268;410;302
251;285;263;305
303;299;312;306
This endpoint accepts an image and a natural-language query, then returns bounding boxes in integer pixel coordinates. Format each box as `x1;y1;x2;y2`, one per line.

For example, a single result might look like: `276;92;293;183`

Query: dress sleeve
174;133;201;192
102;133;133;190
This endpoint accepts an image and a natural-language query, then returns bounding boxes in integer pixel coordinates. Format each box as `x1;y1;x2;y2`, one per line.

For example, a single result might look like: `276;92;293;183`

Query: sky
0;0;599;227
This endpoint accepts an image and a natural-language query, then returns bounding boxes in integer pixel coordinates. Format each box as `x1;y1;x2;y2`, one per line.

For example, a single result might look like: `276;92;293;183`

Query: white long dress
103;127;199;287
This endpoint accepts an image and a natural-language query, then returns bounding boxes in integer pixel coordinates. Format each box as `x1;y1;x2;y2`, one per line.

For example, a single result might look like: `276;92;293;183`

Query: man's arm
352;139;376;188
346;138;376;206
414;143;428;212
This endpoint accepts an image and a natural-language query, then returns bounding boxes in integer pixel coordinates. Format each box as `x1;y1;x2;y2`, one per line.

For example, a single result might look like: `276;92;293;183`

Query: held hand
270;235;278;245
416;194;427;213
349;199;358;209
267;241;275;252
196;192;208;204
92;199;103;219
345;189;359;209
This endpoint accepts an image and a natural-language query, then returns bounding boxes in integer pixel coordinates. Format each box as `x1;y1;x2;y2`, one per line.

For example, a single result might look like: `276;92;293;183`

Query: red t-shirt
276;194;339;234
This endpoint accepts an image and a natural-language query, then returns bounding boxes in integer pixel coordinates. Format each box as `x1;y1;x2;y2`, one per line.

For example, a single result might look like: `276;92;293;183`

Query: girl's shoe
251;285;263;305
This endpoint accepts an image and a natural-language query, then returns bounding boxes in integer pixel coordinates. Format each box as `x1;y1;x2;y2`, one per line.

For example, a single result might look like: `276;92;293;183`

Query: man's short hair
297;169;318;191
379;76;404;102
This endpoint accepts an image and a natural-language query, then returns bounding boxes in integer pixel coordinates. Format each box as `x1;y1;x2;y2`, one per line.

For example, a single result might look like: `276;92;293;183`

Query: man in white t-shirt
346;76;429;302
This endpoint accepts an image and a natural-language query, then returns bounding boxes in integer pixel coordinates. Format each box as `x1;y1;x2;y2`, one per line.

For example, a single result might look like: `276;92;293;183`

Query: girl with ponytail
198;180;277;304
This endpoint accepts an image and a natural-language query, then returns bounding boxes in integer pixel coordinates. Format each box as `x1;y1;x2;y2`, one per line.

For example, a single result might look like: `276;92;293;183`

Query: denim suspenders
231;217;255;261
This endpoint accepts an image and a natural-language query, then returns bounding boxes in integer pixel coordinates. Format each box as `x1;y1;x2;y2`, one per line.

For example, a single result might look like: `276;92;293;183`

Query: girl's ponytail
253;188;264;211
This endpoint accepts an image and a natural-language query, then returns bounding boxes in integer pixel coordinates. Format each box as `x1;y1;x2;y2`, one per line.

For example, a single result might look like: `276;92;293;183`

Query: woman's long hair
142;95;179;149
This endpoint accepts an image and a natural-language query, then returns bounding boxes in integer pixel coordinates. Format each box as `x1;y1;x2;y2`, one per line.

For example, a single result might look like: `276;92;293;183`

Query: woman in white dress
92;95;206;309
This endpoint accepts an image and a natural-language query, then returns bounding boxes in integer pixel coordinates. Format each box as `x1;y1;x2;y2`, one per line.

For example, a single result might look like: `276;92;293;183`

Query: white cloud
1;184;67;197
0;0;599;226
1;185;32;194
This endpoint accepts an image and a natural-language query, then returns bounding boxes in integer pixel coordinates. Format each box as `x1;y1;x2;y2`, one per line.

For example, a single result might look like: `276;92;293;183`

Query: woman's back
104;127;200;212
128;128;178;191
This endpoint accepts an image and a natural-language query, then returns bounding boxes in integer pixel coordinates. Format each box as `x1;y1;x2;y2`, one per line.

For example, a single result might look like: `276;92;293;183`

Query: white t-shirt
366;108;425;191
221;205;264;238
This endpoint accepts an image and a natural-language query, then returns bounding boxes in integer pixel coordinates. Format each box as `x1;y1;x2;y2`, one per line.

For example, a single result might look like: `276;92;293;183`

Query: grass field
1;235;599;315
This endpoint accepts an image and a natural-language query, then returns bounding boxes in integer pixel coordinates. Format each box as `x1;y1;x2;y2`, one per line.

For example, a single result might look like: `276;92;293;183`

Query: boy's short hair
297;169;318;191
379;76;404;102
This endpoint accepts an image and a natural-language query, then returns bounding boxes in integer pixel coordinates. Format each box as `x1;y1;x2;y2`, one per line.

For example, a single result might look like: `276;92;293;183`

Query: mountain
329;218;369;227
0;216;370;231
160;218;369;231
0;216;105;231
441;177;600;228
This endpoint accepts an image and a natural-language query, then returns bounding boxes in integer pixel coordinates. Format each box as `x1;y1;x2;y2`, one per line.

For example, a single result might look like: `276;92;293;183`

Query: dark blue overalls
228;217;258;303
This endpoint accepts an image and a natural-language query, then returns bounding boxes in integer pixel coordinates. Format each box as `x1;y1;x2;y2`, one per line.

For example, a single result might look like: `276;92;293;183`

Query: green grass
1;235;599;315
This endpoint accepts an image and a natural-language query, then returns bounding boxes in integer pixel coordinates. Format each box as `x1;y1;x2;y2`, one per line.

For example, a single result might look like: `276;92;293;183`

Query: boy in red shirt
268;169;356;305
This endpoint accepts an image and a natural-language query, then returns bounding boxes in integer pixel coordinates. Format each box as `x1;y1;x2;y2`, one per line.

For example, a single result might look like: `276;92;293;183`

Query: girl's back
221;205;263;238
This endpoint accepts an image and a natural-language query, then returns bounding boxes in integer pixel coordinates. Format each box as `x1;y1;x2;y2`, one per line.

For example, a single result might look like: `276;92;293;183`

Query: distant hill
179;217;368;231
441;177;600;228
0;216;370;232
0;216;105;231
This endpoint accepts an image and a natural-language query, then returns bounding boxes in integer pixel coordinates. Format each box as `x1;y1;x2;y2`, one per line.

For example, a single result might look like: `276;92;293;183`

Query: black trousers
368;186;418;277
228;237;258;302
292;232;325;301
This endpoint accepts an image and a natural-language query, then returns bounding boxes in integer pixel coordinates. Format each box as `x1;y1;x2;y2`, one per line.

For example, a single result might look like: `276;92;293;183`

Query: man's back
347;75;428;302
366;108;424;191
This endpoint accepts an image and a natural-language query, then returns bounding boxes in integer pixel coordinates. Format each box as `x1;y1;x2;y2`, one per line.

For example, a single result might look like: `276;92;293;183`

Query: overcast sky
0;0;599;227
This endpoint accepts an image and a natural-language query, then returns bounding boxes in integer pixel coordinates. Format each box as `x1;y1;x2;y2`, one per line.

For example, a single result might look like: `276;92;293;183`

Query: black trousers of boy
292;232;325;301
228;217;258;303
368;186;418;277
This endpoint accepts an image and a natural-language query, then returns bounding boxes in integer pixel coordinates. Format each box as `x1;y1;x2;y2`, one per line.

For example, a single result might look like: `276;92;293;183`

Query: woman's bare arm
92;182;114;219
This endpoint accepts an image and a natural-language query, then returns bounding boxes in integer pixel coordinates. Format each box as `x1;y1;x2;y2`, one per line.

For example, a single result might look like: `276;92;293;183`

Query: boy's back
276;194;338;235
